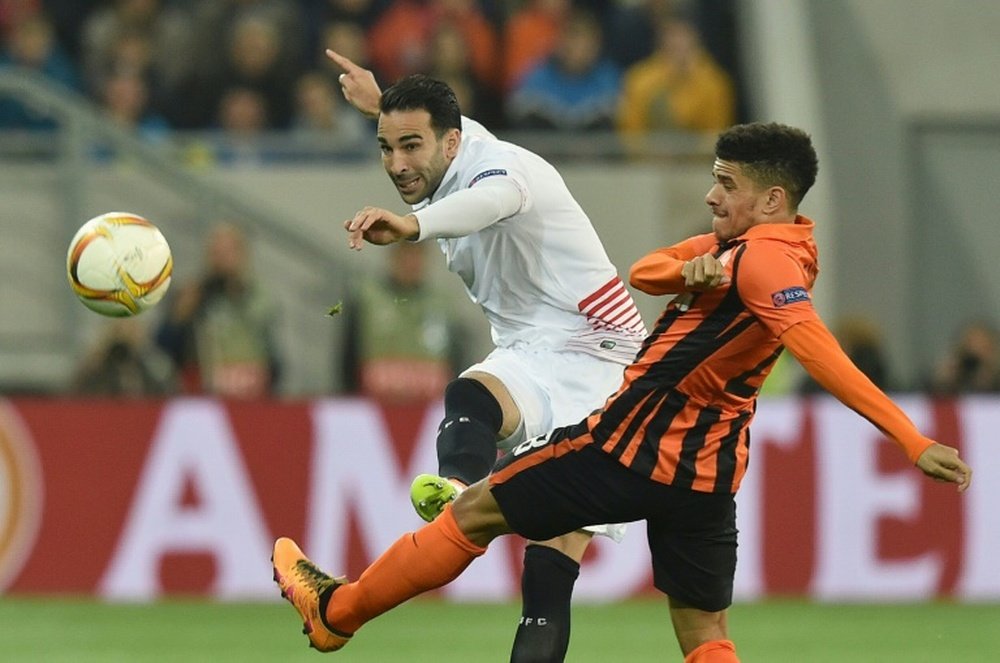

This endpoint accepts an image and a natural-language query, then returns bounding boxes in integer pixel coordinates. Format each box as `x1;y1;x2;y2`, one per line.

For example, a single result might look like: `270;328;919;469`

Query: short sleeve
735;242;819;337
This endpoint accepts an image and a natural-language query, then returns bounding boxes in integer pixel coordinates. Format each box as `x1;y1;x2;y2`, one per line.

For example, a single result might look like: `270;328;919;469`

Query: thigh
646;489;737;613
463;348;625;450
489;433;649;542
462;348;549;447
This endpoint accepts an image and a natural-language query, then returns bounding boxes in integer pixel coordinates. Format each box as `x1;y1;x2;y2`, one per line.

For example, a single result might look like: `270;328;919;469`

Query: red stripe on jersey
579;277;645;335
578;277;620;311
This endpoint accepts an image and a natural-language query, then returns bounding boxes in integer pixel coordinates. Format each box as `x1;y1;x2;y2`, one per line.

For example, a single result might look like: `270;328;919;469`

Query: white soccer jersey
411;117;647;364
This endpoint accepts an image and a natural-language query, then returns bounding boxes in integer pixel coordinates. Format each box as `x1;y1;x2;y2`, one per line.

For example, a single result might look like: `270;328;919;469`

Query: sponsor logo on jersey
771;286;810;307
468;169;508;187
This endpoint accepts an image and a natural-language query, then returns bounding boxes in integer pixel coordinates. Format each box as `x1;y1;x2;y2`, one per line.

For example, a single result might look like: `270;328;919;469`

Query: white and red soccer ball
66;212;173;317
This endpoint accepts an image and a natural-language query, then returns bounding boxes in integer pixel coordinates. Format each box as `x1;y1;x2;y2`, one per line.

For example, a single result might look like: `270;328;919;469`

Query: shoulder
733;239;812;300
458;136;525;182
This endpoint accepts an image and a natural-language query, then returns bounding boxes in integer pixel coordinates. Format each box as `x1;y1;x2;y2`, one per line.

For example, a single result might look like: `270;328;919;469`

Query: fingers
945;457;973;493
343;217;364;251
682;254;728;289
347;207;383;233
325;49;357;73
344;207;392;250
918;443;973;493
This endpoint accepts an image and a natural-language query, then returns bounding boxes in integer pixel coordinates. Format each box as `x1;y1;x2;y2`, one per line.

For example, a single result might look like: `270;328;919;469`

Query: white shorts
462;346;628;542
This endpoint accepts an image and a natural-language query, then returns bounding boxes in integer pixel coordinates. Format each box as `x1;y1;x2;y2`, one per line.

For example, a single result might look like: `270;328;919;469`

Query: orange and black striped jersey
566;215;934;494
579;217;821;493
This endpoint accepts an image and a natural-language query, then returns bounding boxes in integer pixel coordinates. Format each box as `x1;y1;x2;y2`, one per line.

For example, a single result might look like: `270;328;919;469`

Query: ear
762;186;787;216
443;128;461;159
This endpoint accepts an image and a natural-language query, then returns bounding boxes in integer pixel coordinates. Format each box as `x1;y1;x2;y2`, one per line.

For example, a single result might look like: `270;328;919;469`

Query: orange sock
684;639;739;663
325;505;486;634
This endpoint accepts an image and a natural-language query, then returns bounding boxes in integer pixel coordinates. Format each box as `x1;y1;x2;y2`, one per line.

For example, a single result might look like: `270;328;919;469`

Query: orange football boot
272;537;352;652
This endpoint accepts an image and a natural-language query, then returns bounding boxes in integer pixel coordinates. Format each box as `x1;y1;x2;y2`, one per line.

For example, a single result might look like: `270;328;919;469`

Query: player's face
377;109;460;204
705;159;770;242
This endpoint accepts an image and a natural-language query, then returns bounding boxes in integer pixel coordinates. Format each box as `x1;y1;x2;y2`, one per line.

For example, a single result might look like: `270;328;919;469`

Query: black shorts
490;430;737;612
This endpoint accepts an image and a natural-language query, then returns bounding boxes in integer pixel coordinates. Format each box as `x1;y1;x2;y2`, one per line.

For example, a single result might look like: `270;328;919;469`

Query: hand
674;254;729;311
325;49;381;119
344;207;420;250
915;442;972;492
681;253;729;290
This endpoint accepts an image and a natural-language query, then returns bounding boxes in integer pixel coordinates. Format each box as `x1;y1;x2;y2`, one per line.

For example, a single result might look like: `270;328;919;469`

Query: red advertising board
0;396;996;602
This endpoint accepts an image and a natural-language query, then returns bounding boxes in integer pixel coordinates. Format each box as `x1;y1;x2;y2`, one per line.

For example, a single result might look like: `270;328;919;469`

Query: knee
452;481;511;546
531;530;593;563
442;378;503;432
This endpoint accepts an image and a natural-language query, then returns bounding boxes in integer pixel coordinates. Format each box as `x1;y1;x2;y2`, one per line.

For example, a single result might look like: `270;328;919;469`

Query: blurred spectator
37;0;100;60
72;317;175;396
506;8;619;132
617;15;735;142
318;18;370;71
183;86;273;166
928;320;1000;394
89;66;169;161
98;67;168;139
306;0;386;31
427;22;502;127
340;241;466;402
87;28;156;91
1;0;42;36
799;315;893;394
367;0;499;90
184;0;305;72
502;0;568;91
293;71;369;136
304;0;387;59
605;0;673;69
167;11;299;129
0;13;80;128
80;0;191;99
155;222;282;398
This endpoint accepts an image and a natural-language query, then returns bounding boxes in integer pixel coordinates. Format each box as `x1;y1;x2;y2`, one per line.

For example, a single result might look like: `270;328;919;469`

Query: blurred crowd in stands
0;0;743;153
6;1;997;399
69;218;1000;400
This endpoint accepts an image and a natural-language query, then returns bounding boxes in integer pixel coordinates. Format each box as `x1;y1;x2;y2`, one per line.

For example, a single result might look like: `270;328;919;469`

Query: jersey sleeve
629;233;717;295
414;177;524;240
416;140;531;240
781;319;935;463
735;242;818;337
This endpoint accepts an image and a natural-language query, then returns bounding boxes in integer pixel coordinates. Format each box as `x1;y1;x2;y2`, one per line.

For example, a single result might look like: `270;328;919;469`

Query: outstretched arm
781;319;972;491
326;49;381;119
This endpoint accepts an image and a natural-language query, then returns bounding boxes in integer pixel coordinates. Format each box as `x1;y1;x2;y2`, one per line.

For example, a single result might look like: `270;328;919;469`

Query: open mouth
396;177;420;195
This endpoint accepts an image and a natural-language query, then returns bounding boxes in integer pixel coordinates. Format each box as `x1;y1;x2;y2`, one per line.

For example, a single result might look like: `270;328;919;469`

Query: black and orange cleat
272;537;352;652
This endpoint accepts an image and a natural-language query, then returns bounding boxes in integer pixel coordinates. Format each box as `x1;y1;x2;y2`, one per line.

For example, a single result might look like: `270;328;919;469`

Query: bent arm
628;234;717;295
780;319;934;463
414;177;523;240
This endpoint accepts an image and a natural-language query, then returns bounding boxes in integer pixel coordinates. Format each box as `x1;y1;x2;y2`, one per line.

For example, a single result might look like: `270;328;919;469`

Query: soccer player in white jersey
320;50;646;661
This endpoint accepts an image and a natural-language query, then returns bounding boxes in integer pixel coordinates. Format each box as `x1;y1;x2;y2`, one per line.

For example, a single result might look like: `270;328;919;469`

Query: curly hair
379;74;462;136
715;122;819;209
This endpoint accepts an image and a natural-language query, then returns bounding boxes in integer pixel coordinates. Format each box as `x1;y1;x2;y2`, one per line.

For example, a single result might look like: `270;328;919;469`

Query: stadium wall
2;396;996;603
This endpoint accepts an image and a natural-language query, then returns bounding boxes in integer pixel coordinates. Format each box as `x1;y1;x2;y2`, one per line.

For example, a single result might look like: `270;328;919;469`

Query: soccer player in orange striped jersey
273;123;972;662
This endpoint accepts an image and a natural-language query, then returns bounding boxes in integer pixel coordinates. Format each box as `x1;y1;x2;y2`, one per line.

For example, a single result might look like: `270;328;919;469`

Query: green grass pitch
1;597;998;662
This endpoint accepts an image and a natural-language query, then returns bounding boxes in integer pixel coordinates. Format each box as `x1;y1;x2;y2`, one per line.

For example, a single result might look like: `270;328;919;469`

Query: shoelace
295;560;338;593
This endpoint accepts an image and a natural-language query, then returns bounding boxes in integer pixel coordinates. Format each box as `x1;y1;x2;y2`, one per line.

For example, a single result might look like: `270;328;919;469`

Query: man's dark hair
715;122;819;209
379;74;462;136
